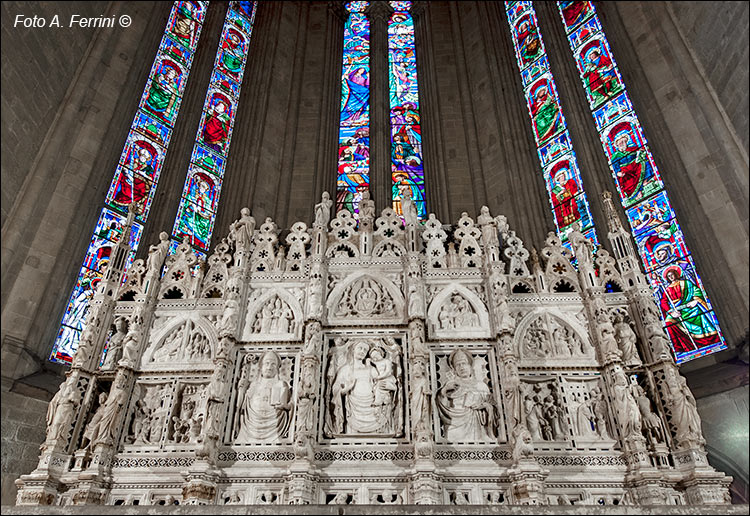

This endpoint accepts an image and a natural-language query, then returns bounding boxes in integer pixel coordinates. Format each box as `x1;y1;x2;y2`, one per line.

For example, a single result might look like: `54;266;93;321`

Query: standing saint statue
101;317;128;370
314;191;333;229
146;232;171;276
436;349;496;441
613;315;642;367
228;207;256;252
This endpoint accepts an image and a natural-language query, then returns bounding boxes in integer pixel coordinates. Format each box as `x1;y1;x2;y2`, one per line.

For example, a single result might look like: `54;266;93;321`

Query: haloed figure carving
236;351;292;442
437;349;497;442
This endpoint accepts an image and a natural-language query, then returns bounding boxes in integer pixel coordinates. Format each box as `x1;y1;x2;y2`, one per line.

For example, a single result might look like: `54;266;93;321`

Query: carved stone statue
401;188;418;226
410;359;432;437
45;376;78;444
101;317;128;370
575;392;597;438
614;315;642;367
218;298;240;338
236;351;292;442
436;349;496;441
228;207;256;252
611;369;642;440
358;189;376;226
409;320;428;356
511;424;534;463
314;191;333;229
632;383;664;446
146;232;171;276
590;386;611;439
303;321;322;355
326;339;402;436
407;283;425;318
664;367;704;448
119;325;141;367
82;377;129;449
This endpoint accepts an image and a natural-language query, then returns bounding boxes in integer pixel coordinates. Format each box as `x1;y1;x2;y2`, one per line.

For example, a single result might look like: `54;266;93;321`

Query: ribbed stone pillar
365;1;394;212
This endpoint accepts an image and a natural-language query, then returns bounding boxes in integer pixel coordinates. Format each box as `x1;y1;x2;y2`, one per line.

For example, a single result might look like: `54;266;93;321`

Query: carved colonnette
15;192;732;506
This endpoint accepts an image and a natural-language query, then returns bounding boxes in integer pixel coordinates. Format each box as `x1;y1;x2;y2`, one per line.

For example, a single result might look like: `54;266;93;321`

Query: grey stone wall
669;1;749;156
1;390;50;505
0;1;109;228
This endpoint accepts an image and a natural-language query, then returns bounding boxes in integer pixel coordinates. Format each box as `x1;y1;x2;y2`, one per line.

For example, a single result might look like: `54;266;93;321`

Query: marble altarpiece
15;192;733;507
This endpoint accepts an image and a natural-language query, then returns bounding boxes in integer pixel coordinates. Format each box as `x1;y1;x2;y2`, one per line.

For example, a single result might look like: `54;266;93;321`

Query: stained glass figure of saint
144;60;182;124
201;93;233;154
560;0;592;30
579;39;621;107
549;160;580;229
515;15;542;66
657;265;720;353
606;121;657;205
170;1;200;48
528;79;563;143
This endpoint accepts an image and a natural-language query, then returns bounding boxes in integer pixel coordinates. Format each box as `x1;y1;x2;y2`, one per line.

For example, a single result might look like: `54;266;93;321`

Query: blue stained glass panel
191;145;227;177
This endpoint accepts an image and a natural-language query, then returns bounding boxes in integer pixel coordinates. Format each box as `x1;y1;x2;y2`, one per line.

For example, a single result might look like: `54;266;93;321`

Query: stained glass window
557;0;726;363
51;1;208;364
171;1;258;253
505;1;598;249
336;1;371;215
388;1;426;220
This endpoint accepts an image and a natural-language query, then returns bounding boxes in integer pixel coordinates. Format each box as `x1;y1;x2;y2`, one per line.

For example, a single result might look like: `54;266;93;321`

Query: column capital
365;0;395;24
327;1;349;23
410;1;427;19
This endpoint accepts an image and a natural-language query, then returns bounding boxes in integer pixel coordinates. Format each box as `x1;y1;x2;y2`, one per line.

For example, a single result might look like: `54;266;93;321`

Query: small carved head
260;351;281;378
449;349;474;379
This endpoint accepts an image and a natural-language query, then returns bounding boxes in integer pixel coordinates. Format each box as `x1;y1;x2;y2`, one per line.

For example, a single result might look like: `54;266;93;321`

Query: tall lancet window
50;1;208;364
557;1;726;363
336;1;371;215
388;1;426;219
171;1;259;254
505;1;598;248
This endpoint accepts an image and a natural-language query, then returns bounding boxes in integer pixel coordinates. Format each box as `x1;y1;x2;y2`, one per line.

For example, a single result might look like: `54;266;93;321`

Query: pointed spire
602;191;626;235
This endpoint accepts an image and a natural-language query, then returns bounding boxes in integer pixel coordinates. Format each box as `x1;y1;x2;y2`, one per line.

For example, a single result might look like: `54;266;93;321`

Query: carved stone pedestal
673;448;732;504
409;469;441;504
181;462;219;505
286;464;318;505
15;449;70;505
14;477;58;506
70;477;108;506
626;470;669;505
508;460;548;505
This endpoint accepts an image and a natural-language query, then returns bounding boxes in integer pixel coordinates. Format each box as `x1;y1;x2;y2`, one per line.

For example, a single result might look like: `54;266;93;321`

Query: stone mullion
533;1;614;246
411;2;450;222
447;1;487;210
313;2;348;207
475;1;553;246
365;1;394;211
